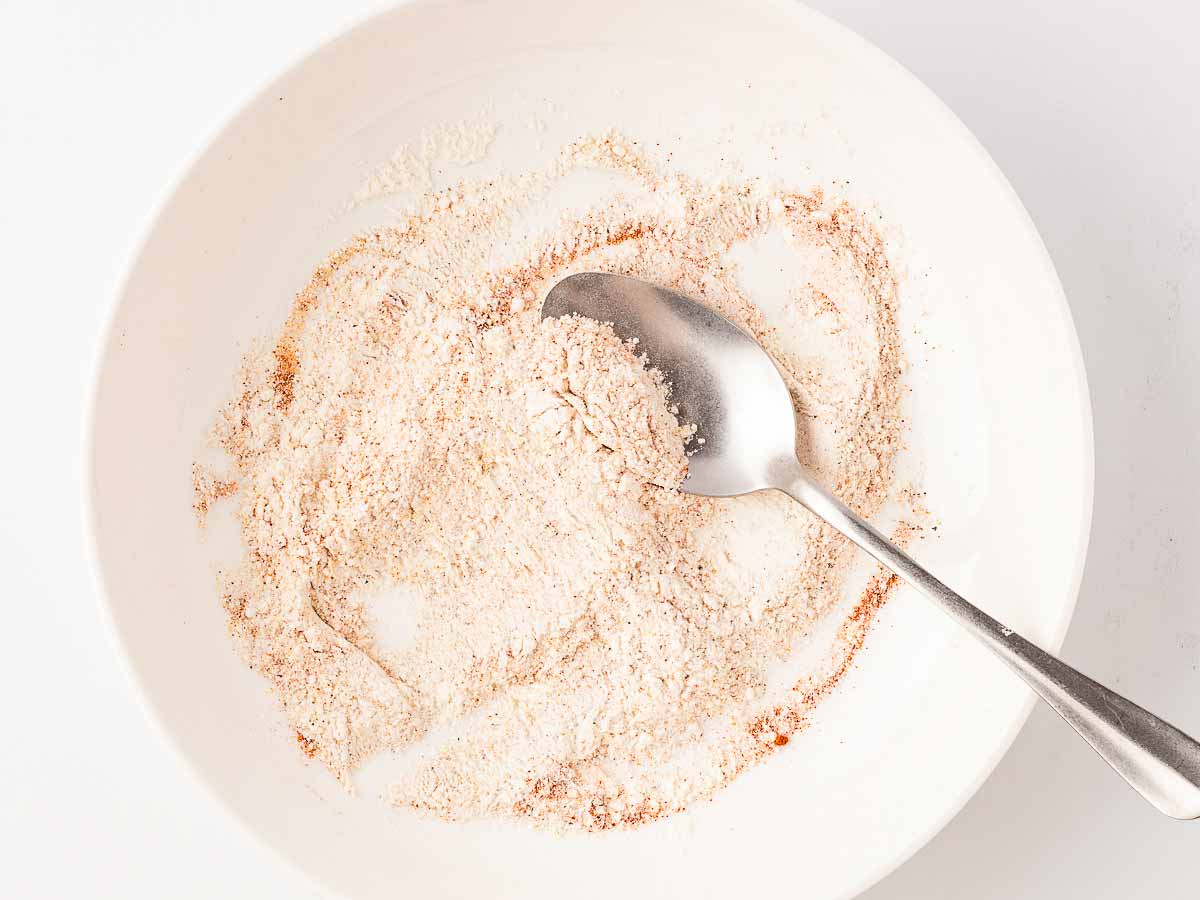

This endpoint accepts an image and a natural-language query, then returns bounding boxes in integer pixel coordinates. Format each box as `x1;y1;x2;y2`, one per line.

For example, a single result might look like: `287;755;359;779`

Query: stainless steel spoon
542;271;1200;820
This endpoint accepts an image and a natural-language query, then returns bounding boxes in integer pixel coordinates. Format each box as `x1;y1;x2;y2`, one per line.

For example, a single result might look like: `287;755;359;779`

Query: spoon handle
781;468;1200;820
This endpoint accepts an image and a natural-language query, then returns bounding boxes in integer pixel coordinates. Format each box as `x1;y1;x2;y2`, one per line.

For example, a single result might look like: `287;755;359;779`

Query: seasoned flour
195;132;915;830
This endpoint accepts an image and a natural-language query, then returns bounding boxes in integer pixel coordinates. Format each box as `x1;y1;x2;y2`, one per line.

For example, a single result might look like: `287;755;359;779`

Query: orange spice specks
296;731;320;759
271;342;299;411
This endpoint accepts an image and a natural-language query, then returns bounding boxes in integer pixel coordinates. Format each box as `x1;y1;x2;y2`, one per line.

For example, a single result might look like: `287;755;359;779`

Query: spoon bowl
543;272;798;497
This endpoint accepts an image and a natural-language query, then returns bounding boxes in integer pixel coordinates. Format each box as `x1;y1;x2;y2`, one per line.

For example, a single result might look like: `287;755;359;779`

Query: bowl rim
82;1;1096;897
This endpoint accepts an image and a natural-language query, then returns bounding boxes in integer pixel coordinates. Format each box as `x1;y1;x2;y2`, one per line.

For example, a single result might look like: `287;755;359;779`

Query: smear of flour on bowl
199;130;922;831
349;112;497;206
191;463;236;525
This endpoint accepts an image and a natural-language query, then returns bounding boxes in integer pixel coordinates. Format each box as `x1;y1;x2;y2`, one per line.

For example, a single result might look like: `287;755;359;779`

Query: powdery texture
201;132;915;831
350;113;497;205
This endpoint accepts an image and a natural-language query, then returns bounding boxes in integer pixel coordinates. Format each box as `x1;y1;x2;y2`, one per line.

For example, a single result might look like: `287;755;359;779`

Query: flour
200;131;915;830
350;112;496;206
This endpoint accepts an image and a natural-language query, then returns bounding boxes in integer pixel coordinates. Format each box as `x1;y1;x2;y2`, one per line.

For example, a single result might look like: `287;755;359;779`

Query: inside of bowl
89;1;1091;897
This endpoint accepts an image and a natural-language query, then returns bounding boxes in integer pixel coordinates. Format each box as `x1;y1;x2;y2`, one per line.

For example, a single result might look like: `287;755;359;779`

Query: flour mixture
194;132;915;830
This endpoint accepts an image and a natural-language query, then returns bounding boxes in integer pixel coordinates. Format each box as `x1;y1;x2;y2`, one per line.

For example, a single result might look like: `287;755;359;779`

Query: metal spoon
542;271;1200;820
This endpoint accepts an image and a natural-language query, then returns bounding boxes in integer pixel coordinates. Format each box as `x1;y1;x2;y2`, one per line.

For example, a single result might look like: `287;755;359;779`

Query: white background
1;0;1197;896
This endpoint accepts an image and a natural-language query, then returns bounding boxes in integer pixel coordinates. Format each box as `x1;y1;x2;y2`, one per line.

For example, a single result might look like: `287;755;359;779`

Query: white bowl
87;1;1092;897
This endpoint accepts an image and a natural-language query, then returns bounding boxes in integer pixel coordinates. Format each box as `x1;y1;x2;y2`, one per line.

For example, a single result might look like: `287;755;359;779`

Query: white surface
0;2;1196;899
85;1;1091;897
